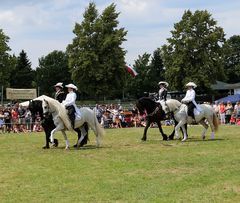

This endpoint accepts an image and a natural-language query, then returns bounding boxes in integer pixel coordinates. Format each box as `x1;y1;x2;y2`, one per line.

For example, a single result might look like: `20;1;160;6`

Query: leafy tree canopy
125;49;165;98
223;35;240;83
161;10;226;91
35;50;71;96
67;2;127;100
0;29;15;87
10;50;34;88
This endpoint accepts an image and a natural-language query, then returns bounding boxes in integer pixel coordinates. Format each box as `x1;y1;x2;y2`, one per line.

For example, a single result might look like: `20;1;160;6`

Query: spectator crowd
213;101;240;125
0;100;239;134
0;102;42;134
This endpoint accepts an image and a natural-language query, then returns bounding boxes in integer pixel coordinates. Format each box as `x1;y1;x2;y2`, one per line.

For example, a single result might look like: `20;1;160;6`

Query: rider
54;82;66;103
181;82;197;121
158;81;168;102
62;83;79;129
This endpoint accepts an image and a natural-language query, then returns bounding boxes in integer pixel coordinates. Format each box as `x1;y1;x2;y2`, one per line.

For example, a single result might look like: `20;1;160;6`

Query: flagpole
1;86;3;106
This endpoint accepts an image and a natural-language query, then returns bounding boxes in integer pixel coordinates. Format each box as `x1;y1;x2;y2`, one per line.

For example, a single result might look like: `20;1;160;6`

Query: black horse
136;97;187;141
28;100;88;149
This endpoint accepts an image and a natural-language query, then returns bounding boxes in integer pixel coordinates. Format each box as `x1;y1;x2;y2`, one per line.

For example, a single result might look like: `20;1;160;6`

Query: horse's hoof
42;145;49;149
54;139;59;147
65;146;70;150
181;138;187;142
141;138;146;141
202;135;206;140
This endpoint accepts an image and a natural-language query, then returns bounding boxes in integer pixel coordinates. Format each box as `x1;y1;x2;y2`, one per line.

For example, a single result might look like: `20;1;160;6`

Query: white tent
19;95;53;107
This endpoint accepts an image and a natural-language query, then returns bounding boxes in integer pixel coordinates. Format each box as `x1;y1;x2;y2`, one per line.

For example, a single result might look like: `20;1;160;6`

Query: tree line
0;3;240;100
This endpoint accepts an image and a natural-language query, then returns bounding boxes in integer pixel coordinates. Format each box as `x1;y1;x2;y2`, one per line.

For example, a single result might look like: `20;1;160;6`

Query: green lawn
0;125;240;203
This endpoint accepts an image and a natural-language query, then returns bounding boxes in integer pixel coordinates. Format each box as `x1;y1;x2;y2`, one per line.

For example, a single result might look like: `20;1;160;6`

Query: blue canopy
215;94;240;104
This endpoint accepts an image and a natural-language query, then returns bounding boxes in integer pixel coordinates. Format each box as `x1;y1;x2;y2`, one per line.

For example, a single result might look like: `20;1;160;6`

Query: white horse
161;99;219;141
42;97;104;149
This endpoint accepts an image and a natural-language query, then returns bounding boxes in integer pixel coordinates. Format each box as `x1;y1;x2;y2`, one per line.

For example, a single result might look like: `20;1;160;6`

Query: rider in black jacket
54;82;66;103
158;81;168;102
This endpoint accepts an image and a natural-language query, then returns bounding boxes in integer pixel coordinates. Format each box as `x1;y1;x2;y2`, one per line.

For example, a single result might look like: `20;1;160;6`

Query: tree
35;50;71;96
223;35;240;83
67;3;127;100
148;48;165;91
126;53;151;97
161;10;226;91
10;50;34;88
0;29;15;87
124;49;165;98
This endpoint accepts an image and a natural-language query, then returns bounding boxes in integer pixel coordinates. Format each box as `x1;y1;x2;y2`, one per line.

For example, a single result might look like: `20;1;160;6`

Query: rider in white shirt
62;84;79;128
181;82;198;120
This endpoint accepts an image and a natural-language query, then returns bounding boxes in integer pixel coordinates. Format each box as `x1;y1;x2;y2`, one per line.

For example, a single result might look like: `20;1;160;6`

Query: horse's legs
208;119;215;140
77;134;85;148
50;124;64;146
181;125;188;142
74;126;88;147
43;129;50;149
76;126;89;148
199;119;209;140
50;129;56;144
141;120;151;141
156;121;168;140
61;130;70;150
175;120;185;140
81;123;89;145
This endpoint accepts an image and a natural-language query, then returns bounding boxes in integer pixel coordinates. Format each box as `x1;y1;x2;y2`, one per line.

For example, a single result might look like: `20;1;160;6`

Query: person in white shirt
181;82;198;120
62;83;79;128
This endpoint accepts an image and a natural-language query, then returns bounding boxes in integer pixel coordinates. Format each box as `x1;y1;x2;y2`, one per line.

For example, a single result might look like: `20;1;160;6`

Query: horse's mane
166;99;182;111
44;97;72;130
138;97;156;104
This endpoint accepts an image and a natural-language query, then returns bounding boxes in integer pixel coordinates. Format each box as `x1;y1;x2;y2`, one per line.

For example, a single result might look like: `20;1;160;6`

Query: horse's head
28;100;34;112
136;97;156;115
29;100;44;118
42;99;50;116
136;100;145;115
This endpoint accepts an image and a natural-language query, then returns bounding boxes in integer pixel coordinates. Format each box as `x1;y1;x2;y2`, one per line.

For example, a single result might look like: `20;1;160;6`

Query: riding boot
70;114;75;129
66;105;76;129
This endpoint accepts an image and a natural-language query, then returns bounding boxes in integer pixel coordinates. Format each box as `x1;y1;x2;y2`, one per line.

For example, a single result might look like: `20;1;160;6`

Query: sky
1;0;240;68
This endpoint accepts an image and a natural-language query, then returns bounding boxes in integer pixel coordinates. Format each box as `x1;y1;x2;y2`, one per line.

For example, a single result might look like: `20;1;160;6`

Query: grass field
0;125;240;203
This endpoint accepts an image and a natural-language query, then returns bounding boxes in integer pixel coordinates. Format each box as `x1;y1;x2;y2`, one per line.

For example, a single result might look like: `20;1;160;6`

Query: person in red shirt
11;108;19;125
219;102;226;124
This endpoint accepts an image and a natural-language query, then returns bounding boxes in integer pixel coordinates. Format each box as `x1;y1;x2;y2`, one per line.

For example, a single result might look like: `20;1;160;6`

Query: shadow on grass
138;137;225;146
186;138;225;142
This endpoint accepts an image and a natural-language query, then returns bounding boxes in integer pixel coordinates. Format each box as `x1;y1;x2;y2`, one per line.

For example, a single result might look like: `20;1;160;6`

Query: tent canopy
215;94;240;104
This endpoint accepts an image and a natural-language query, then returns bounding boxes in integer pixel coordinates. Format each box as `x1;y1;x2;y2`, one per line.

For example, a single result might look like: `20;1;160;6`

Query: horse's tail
93;108;104;145
212;111;219;132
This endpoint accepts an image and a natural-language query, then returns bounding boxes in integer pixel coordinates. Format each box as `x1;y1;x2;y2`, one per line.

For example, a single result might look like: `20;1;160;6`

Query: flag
125;65;138;77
